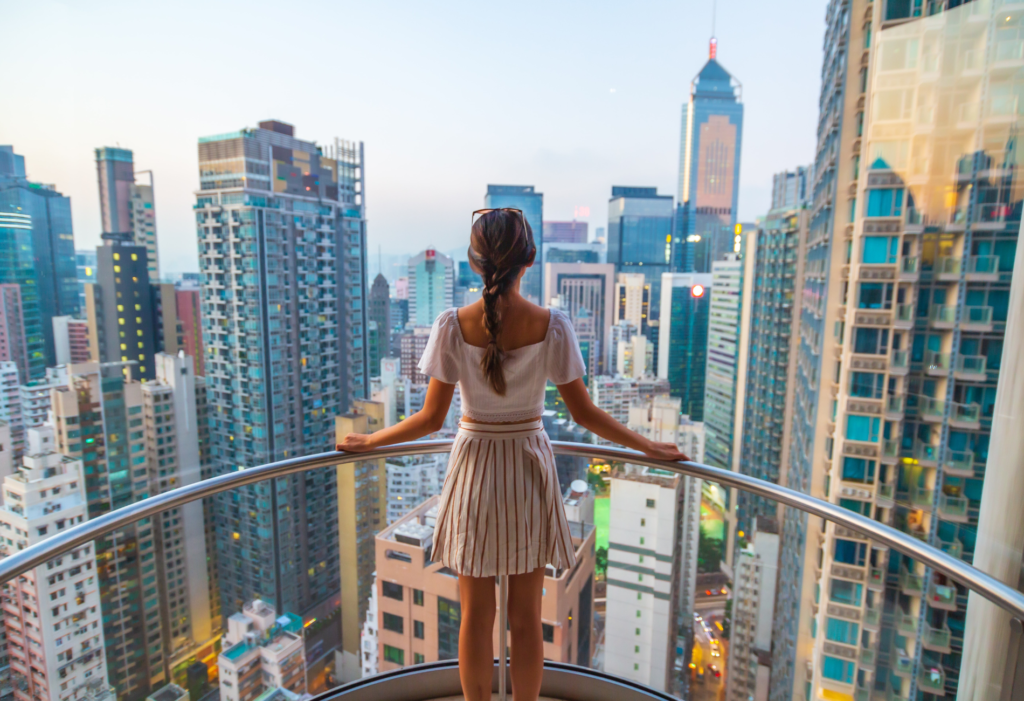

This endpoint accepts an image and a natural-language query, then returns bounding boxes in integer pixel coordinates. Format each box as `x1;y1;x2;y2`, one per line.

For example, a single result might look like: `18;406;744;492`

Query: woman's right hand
641;440;691;463
337;433;375;453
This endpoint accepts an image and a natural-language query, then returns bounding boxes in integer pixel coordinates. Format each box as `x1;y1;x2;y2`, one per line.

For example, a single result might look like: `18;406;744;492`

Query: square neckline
451;307;554;352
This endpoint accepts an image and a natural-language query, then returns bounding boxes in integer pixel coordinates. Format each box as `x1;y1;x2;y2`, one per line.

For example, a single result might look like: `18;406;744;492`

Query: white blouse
417;307;587;422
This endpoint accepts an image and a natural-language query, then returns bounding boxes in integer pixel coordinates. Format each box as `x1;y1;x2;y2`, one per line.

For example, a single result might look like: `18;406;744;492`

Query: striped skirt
431;420;576;578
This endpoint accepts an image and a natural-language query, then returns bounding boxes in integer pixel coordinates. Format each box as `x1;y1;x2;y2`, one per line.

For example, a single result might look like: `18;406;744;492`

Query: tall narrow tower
677;39;744;273
95;147;160;280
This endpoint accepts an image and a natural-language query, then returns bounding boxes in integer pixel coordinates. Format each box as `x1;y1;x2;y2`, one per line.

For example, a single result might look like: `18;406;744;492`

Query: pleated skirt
431;420;577;578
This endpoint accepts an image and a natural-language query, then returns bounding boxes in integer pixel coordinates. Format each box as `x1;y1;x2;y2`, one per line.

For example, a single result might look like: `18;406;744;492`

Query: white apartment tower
725;517;779;701
0;427;113;701
604;467;683;693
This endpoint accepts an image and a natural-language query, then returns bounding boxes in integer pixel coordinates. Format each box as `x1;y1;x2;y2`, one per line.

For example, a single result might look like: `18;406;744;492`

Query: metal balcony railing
3;440;1024;701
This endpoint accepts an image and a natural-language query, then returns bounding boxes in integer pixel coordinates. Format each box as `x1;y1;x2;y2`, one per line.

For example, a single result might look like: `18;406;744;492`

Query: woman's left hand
642;440;691;463
337;433;375;453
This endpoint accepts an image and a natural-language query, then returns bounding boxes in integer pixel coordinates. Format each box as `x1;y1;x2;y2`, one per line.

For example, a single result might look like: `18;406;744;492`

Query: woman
338;208;689;701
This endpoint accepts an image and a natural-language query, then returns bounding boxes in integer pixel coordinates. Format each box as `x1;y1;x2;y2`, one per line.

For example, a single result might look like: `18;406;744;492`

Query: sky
1;0;824;278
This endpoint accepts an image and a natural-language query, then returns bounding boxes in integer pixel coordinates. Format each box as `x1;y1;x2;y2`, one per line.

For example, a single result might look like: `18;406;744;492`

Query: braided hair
467;210;536;395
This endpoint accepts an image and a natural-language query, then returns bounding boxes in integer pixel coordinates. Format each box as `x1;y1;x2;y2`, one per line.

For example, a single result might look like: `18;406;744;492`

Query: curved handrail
1;440;1022;621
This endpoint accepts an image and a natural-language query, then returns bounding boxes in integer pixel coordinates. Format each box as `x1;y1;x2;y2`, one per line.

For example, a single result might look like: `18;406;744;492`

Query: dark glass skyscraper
607;186;674;319
484;185;543;302
657;272;712;421
0;145;80;373
676;42;744;273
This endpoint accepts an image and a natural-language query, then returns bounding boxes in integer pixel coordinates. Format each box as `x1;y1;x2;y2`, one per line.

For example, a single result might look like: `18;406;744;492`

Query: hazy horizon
1;0;823;276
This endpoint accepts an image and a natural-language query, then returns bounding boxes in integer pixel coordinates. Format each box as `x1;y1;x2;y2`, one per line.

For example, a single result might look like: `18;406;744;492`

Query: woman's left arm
336;378;456;452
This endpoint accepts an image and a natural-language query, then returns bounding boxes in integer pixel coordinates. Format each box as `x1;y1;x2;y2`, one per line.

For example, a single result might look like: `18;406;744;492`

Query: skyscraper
606;187;675;316
95;147;160;280
368;273;391;371
174;279;203;375
196;120;367;620
676;41;744;273
0;148;79;374
735;206;807;550
77;248;97;311
771;165;814;210
776;3;1020;698
49;363;164;699
83;241;163;380
543;262;616;375
407;249;454;327
484;185;544;302
657;272;712;421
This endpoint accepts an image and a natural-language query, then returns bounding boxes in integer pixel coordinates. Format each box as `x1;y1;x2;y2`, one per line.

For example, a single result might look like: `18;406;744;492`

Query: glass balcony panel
968;254;998;274
956;355;987;375
935;256;962;276
923;350;950;373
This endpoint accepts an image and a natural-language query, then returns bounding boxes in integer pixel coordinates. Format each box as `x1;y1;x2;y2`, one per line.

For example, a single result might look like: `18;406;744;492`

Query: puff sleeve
417;309;460;384
546;309;587;385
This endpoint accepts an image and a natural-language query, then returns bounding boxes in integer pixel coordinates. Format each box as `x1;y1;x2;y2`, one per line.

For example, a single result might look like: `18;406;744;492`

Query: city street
690;601;727;701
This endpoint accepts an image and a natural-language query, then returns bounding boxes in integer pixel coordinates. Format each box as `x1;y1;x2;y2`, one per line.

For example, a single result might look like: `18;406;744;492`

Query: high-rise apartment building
384;453;447;524
407;249;454;328
49;363;162;699
0;286;28;384
735;206;807;550
771;166;814;210
626;395;702;653
217;600;305;701
484;185;544;302
657;273;712;420
543;220;588;244
335;402;387;682
374;495;596;670
83;241;179;381
95;147;160;280
543;262;616;375
676;41;744;273
607;187;675;316
775;3;1020;699
398;328;432;385
725;517;779;701
0;146;80;370
52;315;91;365
174;280;203;376
368;273;391;374
0;426;114;701
196;121;367;623
142;353;215;676
19;366;68;431
604;467;683;693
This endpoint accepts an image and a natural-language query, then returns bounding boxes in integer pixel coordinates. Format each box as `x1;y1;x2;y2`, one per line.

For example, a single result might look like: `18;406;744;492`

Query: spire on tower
710;0;718;58
710;37;717;59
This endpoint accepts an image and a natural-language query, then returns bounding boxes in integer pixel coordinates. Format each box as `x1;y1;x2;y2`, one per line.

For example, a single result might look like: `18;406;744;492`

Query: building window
414;620;424;640
383;645;404;666
833;539;868;567
438;596;461;660
822;655;855;683
383;613;404;634
382;581;403;601
414;653;425;664
413;589;424;606
645;499;655;508
542;623;554;643
825;618;859;645
829;580;863;606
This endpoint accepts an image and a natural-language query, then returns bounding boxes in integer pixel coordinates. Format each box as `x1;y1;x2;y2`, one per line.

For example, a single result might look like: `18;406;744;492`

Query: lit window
117;305;124;312
113;253;120;261
131;254;138;261
120;344;127;350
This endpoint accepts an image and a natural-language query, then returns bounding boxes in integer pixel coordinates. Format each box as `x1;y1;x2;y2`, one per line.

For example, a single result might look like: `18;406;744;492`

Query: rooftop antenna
378;244;382;277
710;0;718;59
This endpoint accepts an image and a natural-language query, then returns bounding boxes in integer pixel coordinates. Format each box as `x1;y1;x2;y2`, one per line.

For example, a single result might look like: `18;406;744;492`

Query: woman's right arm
336;378;455;452
556;378;691;462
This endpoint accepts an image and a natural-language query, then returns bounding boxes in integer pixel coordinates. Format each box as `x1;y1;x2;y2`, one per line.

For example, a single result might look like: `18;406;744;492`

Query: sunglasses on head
472;208;528;232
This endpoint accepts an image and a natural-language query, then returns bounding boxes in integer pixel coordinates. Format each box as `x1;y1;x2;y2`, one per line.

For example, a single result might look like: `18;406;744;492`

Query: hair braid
467;210;536;395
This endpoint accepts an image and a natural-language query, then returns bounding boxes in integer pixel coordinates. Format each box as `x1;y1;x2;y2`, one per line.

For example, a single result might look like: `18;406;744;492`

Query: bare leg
508;567;546;701
458;574;496;701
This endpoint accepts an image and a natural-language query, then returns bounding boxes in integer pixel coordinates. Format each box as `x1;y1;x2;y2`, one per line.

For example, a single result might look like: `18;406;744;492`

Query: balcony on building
893;303;915;329
954;354;988;381
899;255;920;282
942;448;975;477
949;402;981;430
889;349;909;376
928;304;957;329
938;492;970;523
928;576;959;612
899;566;924;597
923;350;950;376
962;305;994;332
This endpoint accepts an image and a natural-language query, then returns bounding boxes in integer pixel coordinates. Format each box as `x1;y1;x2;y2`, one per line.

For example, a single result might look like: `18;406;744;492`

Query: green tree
595;546;608;577
697;525;724;573
721;599;732;640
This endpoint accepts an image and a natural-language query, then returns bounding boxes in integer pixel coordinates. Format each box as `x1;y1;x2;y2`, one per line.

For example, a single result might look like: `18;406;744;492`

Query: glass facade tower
195;120;368;618
607;186;675;321
657;272;712;421
484;185;543;303
0;145;80;373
